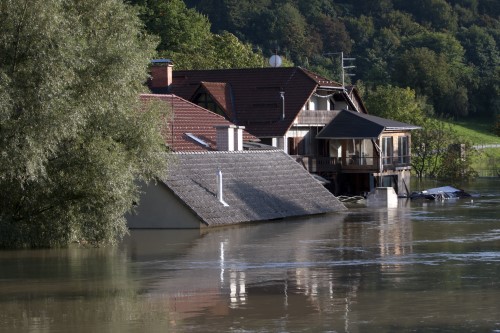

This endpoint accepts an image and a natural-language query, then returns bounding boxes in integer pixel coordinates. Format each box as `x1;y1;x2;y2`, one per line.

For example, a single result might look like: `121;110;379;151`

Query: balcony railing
295;110;340;125
293;155;412;173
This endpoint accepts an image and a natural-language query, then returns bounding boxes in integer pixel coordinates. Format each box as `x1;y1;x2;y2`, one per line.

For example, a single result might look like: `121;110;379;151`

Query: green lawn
444;118;500;145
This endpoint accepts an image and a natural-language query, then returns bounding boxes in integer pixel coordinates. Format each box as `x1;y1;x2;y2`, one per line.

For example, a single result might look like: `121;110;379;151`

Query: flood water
1;178;499;333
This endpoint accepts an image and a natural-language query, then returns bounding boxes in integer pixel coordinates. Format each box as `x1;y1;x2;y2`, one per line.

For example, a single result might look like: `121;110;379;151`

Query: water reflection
0;179;499;332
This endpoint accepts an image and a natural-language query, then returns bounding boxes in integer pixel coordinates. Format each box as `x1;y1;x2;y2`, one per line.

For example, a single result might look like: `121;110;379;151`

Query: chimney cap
214;124;237;129
214;124;245;129
151;58;173;65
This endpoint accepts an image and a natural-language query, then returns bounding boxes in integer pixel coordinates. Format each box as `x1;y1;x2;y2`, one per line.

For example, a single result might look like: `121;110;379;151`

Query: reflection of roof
166;67;345;137
140;94;257;152
163;151;346;226
316;109;421;139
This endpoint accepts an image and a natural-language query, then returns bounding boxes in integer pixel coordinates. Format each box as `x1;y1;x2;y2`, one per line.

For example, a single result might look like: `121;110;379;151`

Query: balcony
293;155;412;174
295;110;340;125
293;155;380;173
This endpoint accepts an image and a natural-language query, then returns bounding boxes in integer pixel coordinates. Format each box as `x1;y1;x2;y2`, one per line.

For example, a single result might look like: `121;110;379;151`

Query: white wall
127;182;203;229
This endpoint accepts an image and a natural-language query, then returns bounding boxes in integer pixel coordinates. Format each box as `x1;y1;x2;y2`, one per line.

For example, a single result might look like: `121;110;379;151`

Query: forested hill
182;0;499;119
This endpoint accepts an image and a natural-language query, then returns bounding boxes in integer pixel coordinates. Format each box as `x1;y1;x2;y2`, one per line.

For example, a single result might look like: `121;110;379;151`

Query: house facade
148;60;420;196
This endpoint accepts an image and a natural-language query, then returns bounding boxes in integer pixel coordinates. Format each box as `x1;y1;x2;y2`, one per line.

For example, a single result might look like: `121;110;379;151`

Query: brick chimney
149;59;173;91
215;125;245;151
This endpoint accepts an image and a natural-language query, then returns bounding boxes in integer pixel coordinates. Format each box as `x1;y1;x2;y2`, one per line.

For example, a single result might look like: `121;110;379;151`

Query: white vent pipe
217;169;229;207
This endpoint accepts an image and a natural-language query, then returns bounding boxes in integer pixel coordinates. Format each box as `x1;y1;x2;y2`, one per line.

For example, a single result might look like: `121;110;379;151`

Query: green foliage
411;118;456;179
395;0;458;32
364;85;478;181
165;31;267;69
129;0;267;69
130;0;212;53
365;85;431;125
412;117;479;181
272;3;309;58
179;0;499;120
0;0;167;248
436;142;479;181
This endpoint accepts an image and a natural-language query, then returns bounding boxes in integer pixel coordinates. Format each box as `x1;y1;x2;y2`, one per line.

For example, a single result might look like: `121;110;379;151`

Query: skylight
185;133;210;147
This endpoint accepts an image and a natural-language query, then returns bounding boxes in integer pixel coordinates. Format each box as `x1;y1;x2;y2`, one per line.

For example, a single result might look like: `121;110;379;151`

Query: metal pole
341;51;344;87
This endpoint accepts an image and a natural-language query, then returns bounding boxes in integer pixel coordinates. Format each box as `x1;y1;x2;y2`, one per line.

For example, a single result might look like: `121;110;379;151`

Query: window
194;93;225;117
382;136;393;165
398;136;409;164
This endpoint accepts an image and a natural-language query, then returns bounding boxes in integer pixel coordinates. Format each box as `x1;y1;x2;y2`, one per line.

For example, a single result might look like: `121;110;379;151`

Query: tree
0;0;166;248
272;3;309;59
129;0;212;53
364;85;430;125
312;14;352;55
170;31;267;69
394;46;471;116
411;117;478;181
436;141;478;181
394;0;458;32
411;118;457;179
458;25;500;117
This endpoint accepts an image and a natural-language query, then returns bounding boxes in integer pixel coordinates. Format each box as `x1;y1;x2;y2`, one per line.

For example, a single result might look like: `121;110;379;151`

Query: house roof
162;150;346;226
164;67;346;137
140;94;257;152
316;109;421;139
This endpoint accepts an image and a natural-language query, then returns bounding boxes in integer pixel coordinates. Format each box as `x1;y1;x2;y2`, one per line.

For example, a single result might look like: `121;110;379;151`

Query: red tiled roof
167;67;344;137
140;94;257;152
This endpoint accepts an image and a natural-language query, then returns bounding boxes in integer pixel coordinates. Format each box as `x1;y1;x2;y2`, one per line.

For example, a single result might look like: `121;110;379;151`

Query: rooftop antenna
341;52;356;87
323;52;356;87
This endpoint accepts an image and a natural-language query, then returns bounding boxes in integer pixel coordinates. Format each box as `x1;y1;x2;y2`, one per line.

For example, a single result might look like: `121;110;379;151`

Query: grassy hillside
445;118;500;145
443;118;500;176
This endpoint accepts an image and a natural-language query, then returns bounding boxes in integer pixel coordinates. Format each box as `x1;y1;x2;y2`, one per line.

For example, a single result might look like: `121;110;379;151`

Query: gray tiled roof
162;150;346;226
316;109;421;139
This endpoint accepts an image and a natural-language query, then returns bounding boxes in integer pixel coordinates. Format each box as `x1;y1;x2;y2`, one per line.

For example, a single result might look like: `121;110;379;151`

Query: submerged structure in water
410;186;471;200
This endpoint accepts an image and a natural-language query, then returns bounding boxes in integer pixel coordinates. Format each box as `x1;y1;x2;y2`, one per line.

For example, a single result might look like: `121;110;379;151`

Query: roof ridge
173;149;284;155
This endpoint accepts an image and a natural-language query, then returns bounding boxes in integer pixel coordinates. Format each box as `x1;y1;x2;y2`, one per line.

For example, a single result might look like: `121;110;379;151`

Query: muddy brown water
1;179;499;332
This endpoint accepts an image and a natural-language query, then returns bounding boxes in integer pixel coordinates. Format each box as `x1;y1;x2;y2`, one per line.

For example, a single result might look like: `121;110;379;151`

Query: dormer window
194;93;225;117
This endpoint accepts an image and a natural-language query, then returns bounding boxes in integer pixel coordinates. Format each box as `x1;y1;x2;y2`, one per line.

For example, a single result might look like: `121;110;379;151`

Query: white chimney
215;125;235;151
215;125;245;151
234;126;245;151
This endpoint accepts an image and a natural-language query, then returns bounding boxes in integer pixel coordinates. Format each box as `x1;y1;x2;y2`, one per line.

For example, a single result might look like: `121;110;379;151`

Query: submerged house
148;60;420;196
128;93;346;229
127;150;347;229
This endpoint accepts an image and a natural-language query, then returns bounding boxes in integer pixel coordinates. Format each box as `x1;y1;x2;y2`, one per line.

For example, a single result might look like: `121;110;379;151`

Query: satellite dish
269;55;282;67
